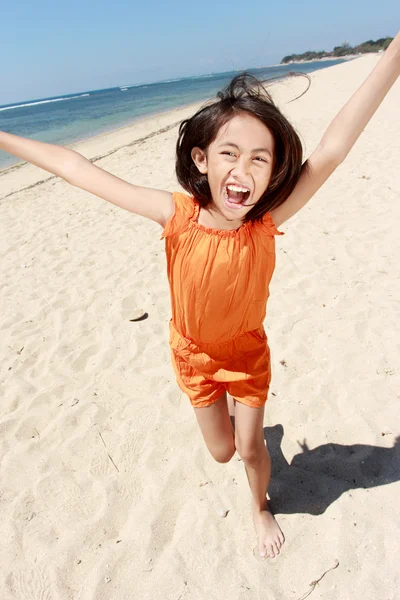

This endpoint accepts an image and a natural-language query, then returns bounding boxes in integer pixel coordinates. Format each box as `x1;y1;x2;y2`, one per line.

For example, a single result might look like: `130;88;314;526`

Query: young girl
1;32;399;560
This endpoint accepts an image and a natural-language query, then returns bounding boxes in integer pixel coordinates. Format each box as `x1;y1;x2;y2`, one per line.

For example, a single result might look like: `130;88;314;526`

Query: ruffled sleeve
259;212;284;237
160;192;195;239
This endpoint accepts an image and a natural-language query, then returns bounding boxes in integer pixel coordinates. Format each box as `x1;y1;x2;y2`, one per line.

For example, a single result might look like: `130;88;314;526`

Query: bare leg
227;392;236;431
234;402;285;558
193;392;236;463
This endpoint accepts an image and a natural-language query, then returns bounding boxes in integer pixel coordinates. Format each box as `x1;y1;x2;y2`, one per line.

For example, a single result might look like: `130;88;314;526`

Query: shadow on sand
264;424;400;515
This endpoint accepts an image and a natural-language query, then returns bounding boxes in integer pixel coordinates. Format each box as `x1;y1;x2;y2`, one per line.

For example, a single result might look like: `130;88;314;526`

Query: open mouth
223;184;251;208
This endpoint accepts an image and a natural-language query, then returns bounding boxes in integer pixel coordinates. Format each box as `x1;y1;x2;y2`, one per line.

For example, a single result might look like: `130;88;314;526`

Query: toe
268;544;275;558
272;542;280;556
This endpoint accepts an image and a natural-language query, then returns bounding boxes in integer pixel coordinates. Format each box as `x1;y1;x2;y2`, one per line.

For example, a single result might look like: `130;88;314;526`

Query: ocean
0;59;345;171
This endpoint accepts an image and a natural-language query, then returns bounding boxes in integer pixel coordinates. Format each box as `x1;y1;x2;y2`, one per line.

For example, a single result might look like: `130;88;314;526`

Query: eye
254;157;268;163
221;151;236;157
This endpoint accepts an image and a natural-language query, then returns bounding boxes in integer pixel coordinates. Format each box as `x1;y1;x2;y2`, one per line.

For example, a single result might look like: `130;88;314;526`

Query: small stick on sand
296;560;340;600
94;424;119;473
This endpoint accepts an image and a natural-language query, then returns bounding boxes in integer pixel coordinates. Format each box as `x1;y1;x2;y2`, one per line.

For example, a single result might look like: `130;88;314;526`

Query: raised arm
271;31;400;227
0;131;174;226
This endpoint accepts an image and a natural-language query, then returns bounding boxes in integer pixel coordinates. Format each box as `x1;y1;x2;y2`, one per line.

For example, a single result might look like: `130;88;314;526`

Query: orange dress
161;192;283;408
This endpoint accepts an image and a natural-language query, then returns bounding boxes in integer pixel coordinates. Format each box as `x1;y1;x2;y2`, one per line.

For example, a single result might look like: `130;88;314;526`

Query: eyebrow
219;142;272;158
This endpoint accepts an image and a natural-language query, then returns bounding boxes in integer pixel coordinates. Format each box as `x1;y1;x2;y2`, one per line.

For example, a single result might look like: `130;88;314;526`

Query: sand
0;54;399;600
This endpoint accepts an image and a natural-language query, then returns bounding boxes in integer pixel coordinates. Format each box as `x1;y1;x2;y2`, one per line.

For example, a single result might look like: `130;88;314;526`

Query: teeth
226;184;249;193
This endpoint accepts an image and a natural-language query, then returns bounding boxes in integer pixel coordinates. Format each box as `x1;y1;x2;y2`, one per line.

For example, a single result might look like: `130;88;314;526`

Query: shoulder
172;192;196;217
257;211;285;237
161;192;196;239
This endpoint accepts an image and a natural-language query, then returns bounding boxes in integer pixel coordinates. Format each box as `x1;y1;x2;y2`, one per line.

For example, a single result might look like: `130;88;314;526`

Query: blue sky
2;0;399;105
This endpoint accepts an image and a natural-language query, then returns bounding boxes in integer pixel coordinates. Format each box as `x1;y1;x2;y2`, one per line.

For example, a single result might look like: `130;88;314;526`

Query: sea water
0;60;345;171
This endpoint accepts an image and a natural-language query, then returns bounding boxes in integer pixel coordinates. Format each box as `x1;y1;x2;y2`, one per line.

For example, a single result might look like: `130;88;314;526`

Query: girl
1;32;399;560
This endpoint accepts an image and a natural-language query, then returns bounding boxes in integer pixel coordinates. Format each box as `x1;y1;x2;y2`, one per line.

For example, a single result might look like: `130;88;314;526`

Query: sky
2;0;399;106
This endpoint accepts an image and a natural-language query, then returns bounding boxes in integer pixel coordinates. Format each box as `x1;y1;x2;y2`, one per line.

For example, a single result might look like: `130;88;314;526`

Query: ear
191;147;208;174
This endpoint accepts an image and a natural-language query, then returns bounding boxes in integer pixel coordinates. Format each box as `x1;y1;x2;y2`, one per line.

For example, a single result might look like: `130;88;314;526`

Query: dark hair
175;72;308;221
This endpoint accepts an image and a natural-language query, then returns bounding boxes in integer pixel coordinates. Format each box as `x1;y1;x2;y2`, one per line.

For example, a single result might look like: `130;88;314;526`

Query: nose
230;155;249;178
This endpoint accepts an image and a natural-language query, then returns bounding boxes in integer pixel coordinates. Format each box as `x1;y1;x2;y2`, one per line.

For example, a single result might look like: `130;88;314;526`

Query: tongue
227;190;245;203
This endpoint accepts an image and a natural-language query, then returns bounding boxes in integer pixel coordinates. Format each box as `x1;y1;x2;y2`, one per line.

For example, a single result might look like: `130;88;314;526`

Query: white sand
1;55;399;599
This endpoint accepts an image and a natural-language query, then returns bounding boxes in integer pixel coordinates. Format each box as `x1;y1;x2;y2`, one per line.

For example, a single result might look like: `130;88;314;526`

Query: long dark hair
175;72;308;221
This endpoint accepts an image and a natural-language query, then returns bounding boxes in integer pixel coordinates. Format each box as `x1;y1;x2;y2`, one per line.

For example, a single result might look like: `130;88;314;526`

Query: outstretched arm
0;132;174;226
271;31;400;227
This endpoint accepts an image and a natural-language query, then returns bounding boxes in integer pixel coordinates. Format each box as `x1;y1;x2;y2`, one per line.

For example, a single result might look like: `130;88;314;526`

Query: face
191;113;275;221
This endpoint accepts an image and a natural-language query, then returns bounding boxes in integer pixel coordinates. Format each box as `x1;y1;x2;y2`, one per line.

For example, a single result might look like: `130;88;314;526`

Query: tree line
281;37;393;64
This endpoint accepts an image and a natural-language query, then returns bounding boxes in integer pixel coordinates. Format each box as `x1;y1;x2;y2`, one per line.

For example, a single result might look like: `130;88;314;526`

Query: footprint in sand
6;565;55;600
70;343;100;372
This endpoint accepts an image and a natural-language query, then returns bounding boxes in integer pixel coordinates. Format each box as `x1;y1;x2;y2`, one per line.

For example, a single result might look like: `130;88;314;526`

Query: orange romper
161;192;283;409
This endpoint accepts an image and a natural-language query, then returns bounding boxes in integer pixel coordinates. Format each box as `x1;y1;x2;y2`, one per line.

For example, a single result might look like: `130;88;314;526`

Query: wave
190;74;215;80
159;78;186;84
121;82;150;89
0;93;90;112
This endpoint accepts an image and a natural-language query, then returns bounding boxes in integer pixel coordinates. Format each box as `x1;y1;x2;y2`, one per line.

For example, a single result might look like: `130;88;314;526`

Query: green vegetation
281;37;393;64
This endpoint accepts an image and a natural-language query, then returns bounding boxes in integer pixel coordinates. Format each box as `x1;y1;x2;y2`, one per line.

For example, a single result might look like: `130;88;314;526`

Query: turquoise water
0;60;345;170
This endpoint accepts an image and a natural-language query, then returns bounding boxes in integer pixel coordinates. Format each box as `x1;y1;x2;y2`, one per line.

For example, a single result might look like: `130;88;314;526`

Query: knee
210;443;236;464
236;440;266;465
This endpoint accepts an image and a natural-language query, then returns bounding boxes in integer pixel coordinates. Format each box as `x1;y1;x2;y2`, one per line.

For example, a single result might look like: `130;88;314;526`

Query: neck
199;204;243;231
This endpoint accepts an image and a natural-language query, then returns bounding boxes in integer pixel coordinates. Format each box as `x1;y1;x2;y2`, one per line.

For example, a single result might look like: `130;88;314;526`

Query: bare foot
253;500;285;558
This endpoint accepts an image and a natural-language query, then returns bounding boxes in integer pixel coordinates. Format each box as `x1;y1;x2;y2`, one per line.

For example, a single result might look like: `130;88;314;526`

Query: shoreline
0;98;206;176
0;54;374;200
0;58;353;176
1;80;287;178
0;58;358;200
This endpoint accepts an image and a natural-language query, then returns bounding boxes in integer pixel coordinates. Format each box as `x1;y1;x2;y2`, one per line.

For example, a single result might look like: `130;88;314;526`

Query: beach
0;53;399;599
